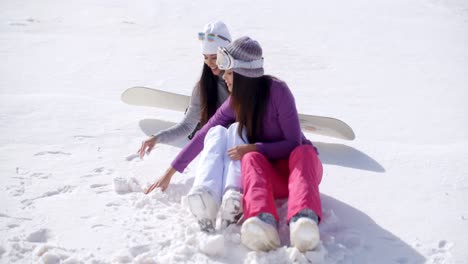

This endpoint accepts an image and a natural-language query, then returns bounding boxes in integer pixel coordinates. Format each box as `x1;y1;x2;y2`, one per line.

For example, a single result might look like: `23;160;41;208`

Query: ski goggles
198;32;230;42
216;47;264;70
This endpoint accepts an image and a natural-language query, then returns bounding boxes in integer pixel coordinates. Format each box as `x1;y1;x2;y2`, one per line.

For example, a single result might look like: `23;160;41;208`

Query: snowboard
122;86;355;140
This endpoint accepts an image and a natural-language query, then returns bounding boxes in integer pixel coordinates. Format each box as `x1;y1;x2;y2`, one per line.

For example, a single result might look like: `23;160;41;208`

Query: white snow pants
190;123;247;204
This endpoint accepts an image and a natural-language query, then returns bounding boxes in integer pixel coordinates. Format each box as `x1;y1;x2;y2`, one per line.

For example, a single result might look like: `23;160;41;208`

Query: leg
241;152;281;221
191;125;228;202
241;152;282;251
220;123;247;228
287;145;323;222
188;125;227;232
223;122;247;192
287;145;323;251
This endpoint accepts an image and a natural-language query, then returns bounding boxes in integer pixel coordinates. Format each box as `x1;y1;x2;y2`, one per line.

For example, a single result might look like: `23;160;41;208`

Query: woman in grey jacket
138;21;244;232
138;21;231;157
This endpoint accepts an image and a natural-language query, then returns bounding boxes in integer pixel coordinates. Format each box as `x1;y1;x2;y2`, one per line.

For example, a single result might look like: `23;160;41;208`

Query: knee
241;152;268;184
227;122;248;143
290;145;322;178
290;145;321;164
291;145;316;157
204;126;228;148
227;122;240;132
241;152;268;176
242;152;266;166
206;125;227;140
208;125;227;135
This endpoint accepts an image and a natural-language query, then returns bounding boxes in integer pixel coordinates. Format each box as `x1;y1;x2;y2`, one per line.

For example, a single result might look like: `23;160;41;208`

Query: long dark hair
198;64;219;125
230;73;272;143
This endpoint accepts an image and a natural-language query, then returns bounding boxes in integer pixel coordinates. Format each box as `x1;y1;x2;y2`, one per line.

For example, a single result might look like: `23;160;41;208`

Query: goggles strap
233;58;263;69
217;47;263;70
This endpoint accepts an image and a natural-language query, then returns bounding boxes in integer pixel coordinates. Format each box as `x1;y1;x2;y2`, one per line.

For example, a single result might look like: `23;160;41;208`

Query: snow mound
113;177;143;194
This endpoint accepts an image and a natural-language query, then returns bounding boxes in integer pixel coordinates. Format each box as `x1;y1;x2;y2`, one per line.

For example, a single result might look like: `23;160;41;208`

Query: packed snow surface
1;0;467;263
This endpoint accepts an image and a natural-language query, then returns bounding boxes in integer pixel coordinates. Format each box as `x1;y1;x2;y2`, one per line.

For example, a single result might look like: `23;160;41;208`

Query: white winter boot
290;217;320;251
187;188;219;232
241;214;280;251
220;189;243;229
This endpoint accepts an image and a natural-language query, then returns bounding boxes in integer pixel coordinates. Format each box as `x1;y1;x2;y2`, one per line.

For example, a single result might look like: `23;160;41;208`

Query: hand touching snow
145;167;176;194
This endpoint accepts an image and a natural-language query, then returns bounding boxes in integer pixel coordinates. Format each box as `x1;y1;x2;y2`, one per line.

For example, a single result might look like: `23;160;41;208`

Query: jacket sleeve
171;97;236;172
255;83;302;159
153;85;201;144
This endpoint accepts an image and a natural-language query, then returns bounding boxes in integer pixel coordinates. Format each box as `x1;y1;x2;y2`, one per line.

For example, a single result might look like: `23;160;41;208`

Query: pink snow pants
241;145;323;223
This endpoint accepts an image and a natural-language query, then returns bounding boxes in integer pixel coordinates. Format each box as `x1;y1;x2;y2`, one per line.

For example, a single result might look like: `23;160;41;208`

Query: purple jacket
171;79;315;172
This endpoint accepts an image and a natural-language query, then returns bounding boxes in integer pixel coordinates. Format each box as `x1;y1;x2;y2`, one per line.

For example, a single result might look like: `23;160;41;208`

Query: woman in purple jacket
146;36;323;252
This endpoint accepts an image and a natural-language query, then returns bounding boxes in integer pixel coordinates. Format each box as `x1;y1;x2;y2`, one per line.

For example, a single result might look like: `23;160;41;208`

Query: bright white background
1;0;467;263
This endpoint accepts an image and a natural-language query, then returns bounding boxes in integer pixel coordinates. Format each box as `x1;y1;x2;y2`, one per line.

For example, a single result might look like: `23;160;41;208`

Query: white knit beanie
201;21;232;54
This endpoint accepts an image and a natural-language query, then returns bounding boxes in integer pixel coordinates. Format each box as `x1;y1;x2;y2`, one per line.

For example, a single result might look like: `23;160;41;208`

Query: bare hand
145;167;176;194
138;136;157;159
227;144;256;161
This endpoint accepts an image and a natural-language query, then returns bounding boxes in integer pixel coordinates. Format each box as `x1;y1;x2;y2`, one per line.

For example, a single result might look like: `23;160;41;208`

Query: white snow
1;0;467;263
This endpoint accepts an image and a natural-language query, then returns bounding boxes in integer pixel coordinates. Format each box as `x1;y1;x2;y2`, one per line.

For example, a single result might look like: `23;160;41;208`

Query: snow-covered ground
1;0;467;263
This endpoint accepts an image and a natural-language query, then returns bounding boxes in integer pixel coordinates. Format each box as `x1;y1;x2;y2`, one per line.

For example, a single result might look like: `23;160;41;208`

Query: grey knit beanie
225;36;264;78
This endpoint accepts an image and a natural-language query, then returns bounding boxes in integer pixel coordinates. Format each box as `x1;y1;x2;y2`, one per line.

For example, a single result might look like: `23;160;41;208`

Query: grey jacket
153;77;229;143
